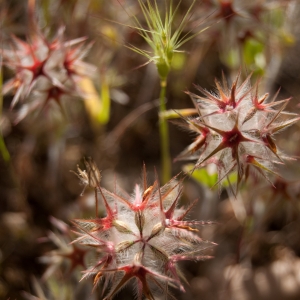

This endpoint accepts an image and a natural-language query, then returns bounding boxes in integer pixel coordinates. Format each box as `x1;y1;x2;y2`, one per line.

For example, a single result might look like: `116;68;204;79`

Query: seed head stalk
125;0;207;183
159;78;171;183
71;158;102;217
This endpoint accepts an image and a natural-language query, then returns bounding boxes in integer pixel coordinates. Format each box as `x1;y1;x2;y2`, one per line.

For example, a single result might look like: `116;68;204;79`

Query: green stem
159;79;171;184
42;0;51;26
0;137;10;161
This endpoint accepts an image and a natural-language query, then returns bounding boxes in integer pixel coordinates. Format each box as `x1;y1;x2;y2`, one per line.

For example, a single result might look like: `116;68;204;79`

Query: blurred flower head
2;26;96;123
39;217;88;280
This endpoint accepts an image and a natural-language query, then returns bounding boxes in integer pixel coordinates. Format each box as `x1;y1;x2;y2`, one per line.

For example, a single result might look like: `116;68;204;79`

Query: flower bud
83;157;101;188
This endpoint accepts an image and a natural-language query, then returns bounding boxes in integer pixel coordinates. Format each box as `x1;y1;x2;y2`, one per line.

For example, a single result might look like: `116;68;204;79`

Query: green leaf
0;136;10;162
183;164;238;189
278;29;295;46
80;77;110;127
222;172;238;188
183;164;218;188
243;38;264;66
223;48;240;69
159;108;197;120
98;80;110;125
242;38;265;75
267;7;284;28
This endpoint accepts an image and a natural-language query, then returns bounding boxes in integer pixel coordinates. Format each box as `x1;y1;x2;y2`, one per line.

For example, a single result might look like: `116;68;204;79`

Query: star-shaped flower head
177;73;299;193
39;217;88;280
2;26;96;122
72;164;215;299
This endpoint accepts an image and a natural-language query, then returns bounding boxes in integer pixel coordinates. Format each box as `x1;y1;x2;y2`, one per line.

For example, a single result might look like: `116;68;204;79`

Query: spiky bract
178;73;299;192
72;166;214;299
2;27;96;122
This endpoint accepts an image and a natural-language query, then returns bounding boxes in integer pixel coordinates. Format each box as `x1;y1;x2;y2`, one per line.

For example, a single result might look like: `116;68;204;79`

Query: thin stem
42;0;51;27
0;68;2;118
159;79;171;184
28;0;36;31
0;61;10;161
95;188;99;218
0;137;10;161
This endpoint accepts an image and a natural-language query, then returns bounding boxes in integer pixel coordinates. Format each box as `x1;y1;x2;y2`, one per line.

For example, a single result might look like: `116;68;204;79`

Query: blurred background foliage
1;0;300;299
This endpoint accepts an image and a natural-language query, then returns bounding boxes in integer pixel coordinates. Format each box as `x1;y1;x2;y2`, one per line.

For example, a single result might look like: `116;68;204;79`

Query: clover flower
39;217;88;280
72;164;215;299
177;74;299;192
2;26;96;122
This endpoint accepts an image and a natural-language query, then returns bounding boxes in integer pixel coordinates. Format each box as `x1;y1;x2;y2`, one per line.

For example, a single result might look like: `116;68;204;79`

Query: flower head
178;74;299;192
39;217;88;280
72;157;102;192
72;164;215;299
71;157;102;218
2;26;96;122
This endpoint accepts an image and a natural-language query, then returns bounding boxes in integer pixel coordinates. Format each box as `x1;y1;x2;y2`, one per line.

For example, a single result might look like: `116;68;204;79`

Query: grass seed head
128;0;202;80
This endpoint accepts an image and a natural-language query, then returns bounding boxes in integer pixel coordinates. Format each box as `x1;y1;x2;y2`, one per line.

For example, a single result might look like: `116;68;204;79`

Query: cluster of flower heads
2;26;96;123
177;73;299;192
72;161;214;300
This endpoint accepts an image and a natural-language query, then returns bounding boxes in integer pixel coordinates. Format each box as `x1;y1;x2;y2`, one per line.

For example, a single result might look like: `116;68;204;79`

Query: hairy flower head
2;26;96;122
39;217;88;280
178;74;299;192
72;164;215;299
